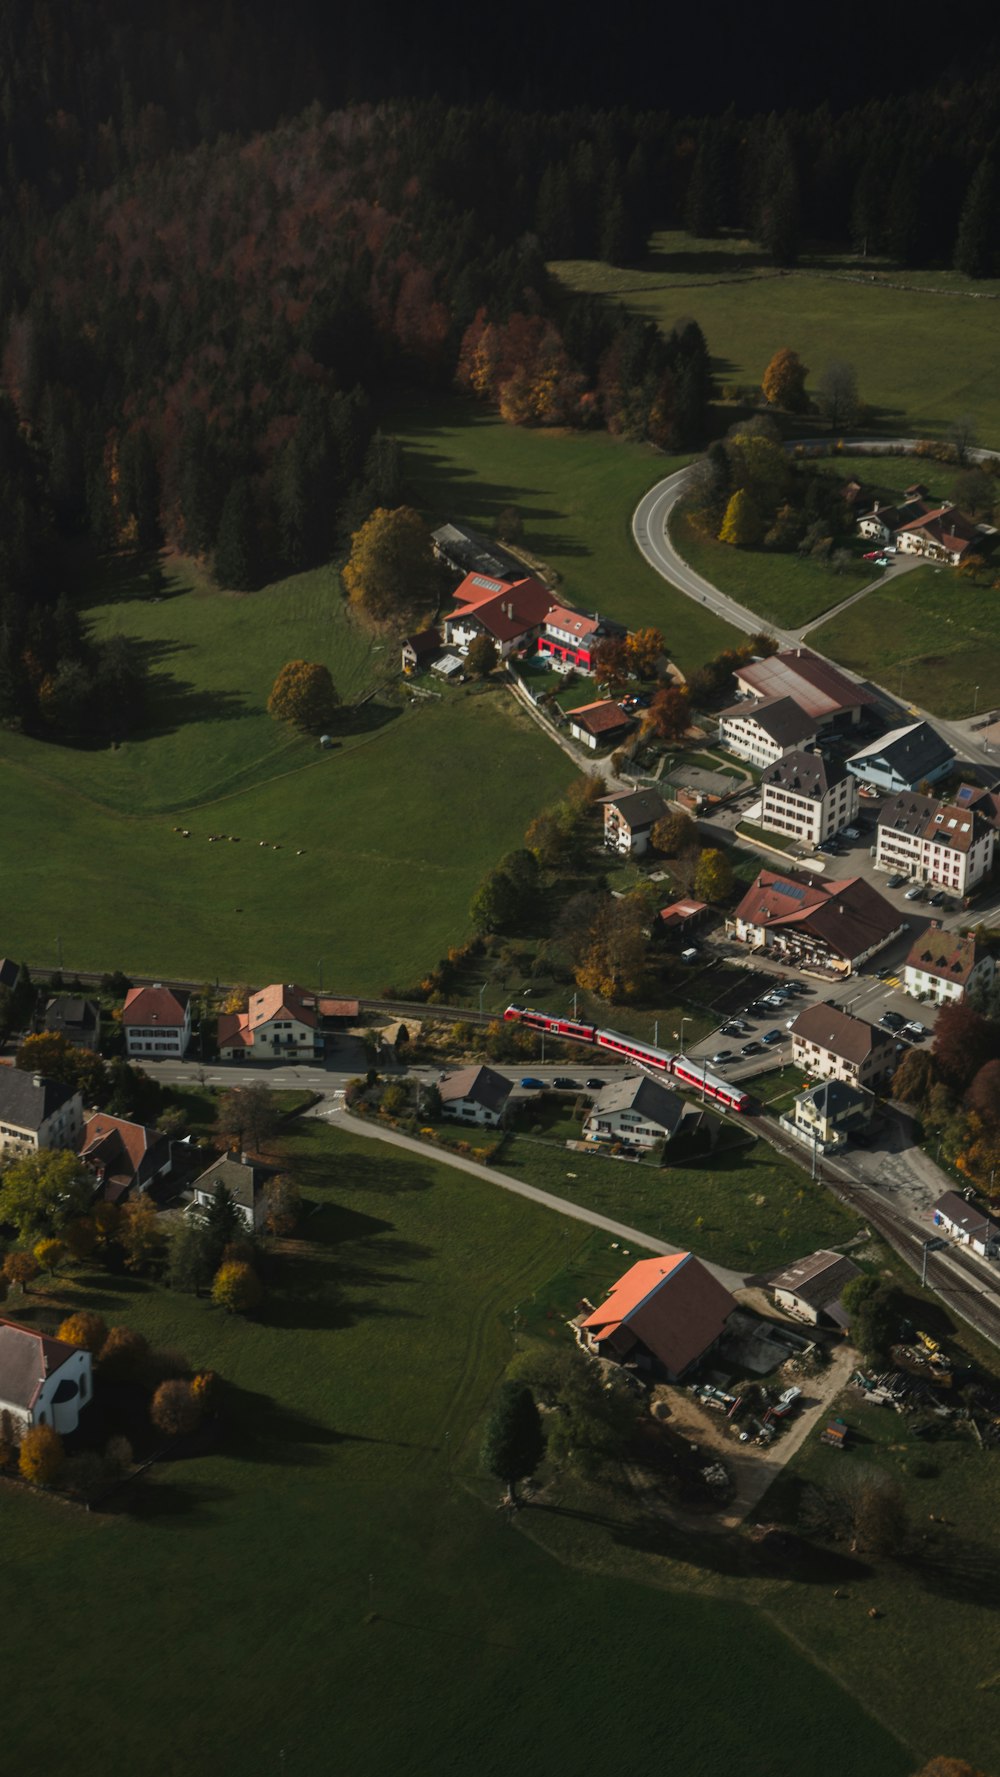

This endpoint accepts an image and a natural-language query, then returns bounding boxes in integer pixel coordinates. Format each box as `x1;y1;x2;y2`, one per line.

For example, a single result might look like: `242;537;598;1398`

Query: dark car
552;1076;581;1090
880;1010;905;1031
519;1076;545;1090
928;889;946;905
747;1001;770;1016
721;1021;745;1036
762;1029;784;1044
585;1077;605;1090
887;873;907;889
875;965;894;980
741;1040;763;1055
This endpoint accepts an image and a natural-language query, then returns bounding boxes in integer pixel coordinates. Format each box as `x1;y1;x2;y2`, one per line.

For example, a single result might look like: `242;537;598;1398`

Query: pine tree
685;128;724;237
214;477;260;590
954;157;997;279
480;1381;544;1503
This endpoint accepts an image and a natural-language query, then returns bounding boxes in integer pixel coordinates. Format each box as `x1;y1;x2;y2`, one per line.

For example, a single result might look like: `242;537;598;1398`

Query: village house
568;699;634;751
583;1075;689;1150
78;1111;175;1202
780;1078;875;1153
875;791;995;896
770;1250;862;1328
602;788;668;856
847;720;955;795
894;503;986;565
0;1069;83;1159
728;869;905;974
933;1190;1000;1256
36;994;101;1050
579;1252;736;1381
438;1064;512;1127
443;572;555;659
122;985;191;1060
789;1002;899;1089
726;647;876;739
191;1152;270;1232
217;983;322;1061
759;748;859;847
0;1318;93;1443
717;695;818;769
400;629;441;674
903;922;995;1006
657;898;709;944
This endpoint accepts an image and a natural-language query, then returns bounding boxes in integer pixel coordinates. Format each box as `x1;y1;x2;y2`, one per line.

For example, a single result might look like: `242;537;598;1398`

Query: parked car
747;1001;770;1016
905;883;926;901
721;1021;744;1036
585;1077;605;1089
519;1077;545;1090
928;889;946;905
710;1050;734;1065
552;1077;581;1090
903;1021;929;1040
841;826;861;840
875;965;895;980
762;1029;784;1045
880;1010;906;1031
874;555;890;567
887;872;908;889
741;1040;763;1055
817;839;841;855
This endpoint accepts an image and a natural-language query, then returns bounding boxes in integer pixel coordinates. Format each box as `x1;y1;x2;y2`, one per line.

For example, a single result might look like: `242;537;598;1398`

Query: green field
552;230;1000;445
0;1120;910;1777
811;563;1000;719
0;555;574;989
669;508;873;632
390;390;741;672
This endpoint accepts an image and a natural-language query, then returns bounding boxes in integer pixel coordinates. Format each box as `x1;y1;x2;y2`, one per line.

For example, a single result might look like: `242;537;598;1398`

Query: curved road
633;439;999;765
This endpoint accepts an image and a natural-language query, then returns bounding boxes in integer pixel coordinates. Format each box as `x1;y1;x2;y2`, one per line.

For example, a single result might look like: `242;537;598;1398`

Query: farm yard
0;553;574;990
0;1119;911;1777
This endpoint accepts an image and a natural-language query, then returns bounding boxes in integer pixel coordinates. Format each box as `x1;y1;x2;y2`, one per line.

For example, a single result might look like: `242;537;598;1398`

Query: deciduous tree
466;634;499;677
167;1216;216;1296
694;848;734;903
574;892;649;1002
215;1084;280;1153
342;505;438;624
267;660;339;733
98;1325;149;1381
761;347;809;413
480;1380;545;1503
933;1003;1000;1095
263;1173;302;1236
651;809;698;856
0;1150;94;1243
626;627;665;680
150;1379;203;1438
2;1251;39;1294
718;488;763;547
19;1423;65;1485
119;1195;164;1273
33;1238;67;1277
211;1260;264;1314
817;359;860;431
644;685;690;742
58;1310;108;1354
891;1047;937;1109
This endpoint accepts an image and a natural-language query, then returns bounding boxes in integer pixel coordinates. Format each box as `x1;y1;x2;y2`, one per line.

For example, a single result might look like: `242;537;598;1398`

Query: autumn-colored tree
342;505;438;624
958;553;987;582
19;1423;65;1486
98;1324;150;1382
466;634;499;676
63;1217;97;1262
262;1173;302;1236
933;1003;1000;1094
191;1370;219;1412
211;1260;264;1315
221;983;253;1015
2;1251;39;1294
58;1310;108;1355
761;347;809;413
14;1032;106;1104
574;893;649;1002
33;1238;67;1277
267;660;339;734
891;1046;937;1108
964;1057;1000;1128
119;1194;164;1272
150;1378;203;1438
524;803;577;869
651;810;699;856
92;1201;123;1246
0;1149;94;1243
215;1084;280;1153
718;488;763;547
594;635;631;692
913;1758;990;1777
694;847;734;902
644;685;690;742
626;627;666;680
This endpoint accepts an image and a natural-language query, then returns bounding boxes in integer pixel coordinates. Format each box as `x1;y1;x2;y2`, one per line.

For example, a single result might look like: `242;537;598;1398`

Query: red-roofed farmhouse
580;1253;736;1380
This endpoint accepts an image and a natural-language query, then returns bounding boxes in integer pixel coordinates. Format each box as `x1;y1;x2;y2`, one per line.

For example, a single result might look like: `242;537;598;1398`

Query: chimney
32;1073;43;1088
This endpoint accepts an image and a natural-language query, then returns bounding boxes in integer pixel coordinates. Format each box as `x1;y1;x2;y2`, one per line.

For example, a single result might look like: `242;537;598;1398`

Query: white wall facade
0;1346;92;1442
760;773;858;845
0;1091;84;1158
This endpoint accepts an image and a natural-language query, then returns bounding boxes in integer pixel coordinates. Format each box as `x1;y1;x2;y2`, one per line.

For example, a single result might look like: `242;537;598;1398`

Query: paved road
633;437;1000;761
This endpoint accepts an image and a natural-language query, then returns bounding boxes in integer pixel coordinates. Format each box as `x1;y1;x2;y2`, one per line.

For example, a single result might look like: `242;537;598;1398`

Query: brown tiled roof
879;792;982;854
446;573;554;643
544;604;600;643
122;985;190;1027
905;921;985;985
569;700;633;737
762;749;849;797
789;1002;887;1065
734;648;875;719
439;1064;512;1114
217;1011;252;1048
659;898;707;925
720;694;818;748
583;1253;735;1377
734;870;902;962
248;983;317;1031
770;1249;862;1310
0;1319;80;1410
318;998;360;1018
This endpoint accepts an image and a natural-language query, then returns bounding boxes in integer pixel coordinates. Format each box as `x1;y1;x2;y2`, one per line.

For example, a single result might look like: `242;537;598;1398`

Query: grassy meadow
0;1119;912;1777
810;563;1000;719
668;507;873;633
0;552;573;990
389;390;741;671
552;230;1000;444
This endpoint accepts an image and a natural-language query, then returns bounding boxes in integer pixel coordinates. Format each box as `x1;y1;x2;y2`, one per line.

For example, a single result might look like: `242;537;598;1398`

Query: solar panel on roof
471;574;503;591
772;881;806;900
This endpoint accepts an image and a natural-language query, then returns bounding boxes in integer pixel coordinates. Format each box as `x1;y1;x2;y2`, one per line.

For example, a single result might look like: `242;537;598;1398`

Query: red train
503;1004;750;1114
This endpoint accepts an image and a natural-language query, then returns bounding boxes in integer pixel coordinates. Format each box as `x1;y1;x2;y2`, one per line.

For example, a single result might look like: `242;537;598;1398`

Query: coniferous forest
1;0;1000;740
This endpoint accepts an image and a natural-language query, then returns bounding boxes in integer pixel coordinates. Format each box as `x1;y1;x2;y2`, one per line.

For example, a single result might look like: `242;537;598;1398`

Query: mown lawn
0;1120;908;1777
552;230;1000;444
389;390;742;671
810;564;1000;719
0;562;574;990
495;1120;859;1274
669;508;873;633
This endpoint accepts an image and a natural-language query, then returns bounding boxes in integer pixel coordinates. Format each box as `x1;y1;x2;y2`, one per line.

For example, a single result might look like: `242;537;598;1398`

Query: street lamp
478;982;487;1015
674;1016;691;1055
974;685;980;717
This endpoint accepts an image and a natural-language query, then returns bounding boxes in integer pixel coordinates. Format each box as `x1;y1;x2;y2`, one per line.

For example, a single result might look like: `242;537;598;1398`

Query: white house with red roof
217;982;322;1061
728;868;905;974
443;572;554;659
579;1253;735;1380
78;1112;174;1201
122;985;191;1059
903;921;995;1006
0;1318;93;1442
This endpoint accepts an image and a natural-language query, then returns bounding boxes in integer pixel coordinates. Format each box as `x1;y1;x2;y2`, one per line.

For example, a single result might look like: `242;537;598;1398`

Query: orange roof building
580;1253;735;1380
218;983;322;1061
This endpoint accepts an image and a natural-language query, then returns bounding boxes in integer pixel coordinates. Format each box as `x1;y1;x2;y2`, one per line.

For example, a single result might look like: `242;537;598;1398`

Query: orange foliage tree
19;1423;65;1485
57;1311;108;1355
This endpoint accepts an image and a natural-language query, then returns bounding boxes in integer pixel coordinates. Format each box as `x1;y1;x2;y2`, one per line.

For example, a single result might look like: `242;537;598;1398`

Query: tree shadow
902;1535;1000;1611
81;547;190;612
298;1151;437;1198
102;1477;239;1523
134;637;251;735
